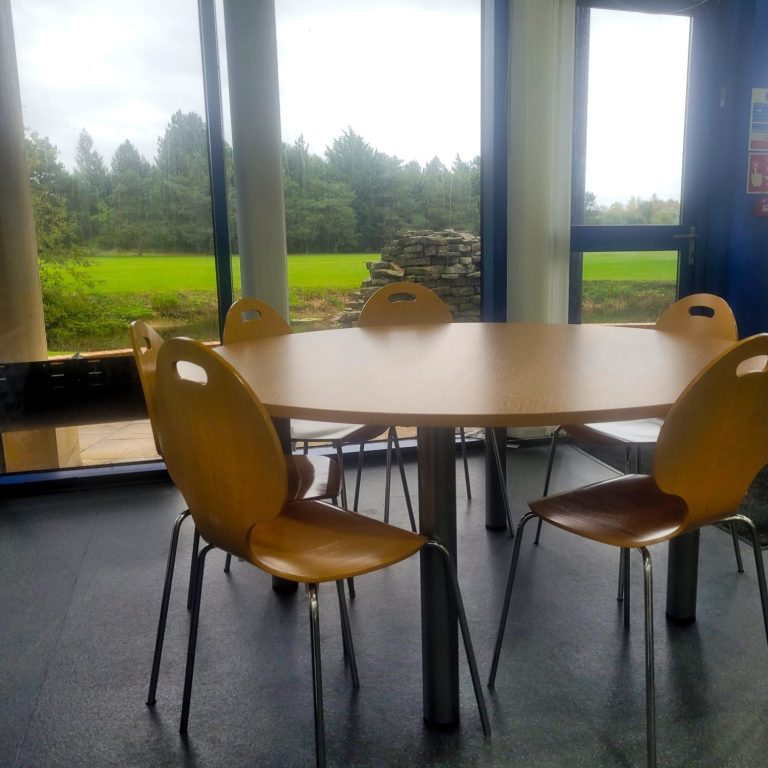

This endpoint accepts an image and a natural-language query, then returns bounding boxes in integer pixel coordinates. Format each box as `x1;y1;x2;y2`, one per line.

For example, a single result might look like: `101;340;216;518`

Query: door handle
672;226;697;266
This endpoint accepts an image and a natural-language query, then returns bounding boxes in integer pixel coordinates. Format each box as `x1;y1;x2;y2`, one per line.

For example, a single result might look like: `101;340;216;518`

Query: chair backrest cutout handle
387;292;418;304
173;360;208;385
240;309;264;323
736;354;768;377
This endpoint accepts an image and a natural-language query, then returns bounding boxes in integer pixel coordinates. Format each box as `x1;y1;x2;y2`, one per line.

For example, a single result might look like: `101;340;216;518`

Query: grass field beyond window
46;250;678;353
581;250;677;323
582;251;677;281
86;252;372;292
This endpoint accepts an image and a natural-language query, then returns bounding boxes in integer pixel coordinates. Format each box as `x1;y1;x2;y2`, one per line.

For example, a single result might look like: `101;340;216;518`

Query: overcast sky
11;1;688;205
586;8;689;205
11;0;480;170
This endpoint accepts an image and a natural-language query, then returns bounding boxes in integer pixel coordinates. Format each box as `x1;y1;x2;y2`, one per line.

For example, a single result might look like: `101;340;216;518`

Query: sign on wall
747;88;768;194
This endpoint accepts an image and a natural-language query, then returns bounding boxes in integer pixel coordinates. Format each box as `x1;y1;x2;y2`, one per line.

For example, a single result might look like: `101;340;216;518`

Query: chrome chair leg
489;428;514;536
725;514;768;644
384;428;394;524
536;427;563;544
459;427;472;499
307;583;326;768
189;527;201;605
425;540;491;736
327;441;356;598
623;443;633;474
335;442;348;509
639;547;657;768
489;511;537;687
392;429;416;532
335;580;359;688
730;520;745;573
147;509;190;706
180;543;215;734
352;442;365;511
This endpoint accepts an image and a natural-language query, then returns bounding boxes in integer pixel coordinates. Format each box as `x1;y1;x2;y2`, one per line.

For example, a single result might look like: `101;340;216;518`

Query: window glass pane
273;0;481;329
583;9;690;224
7;0;216;470
13;0;220;355
581;250;677;324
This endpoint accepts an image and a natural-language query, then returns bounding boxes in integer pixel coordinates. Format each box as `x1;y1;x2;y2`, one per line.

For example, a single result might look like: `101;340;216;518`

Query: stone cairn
338;229;481;325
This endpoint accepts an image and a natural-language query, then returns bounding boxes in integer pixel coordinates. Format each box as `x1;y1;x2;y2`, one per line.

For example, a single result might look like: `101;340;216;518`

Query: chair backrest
155;337;288;559
223;297;292;344
130;320;165;455
655;333;768;531
654;293;738;340
357;282;453;327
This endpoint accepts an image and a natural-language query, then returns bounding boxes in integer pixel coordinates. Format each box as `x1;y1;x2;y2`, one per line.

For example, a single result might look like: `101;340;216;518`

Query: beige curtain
506;0;576;324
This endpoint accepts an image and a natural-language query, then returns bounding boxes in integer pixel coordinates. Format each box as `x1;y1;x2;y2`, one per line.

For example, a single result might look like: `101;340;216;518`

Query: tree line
583;190;680;226
26;111;482;259
26;108;680;266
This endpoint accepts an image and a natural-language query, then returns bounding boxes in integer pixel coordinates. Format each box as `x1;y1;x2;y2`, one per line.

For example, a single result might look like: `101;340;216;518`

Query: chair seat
287;455;342;501
290;420;386;444
563;418;663;446
530;474;688;549
248;500;426;583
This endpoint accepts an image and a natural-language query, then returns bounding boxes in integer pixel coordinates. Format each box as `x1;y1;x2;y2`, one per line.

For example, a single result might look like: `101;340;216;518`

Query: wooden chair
153;337;490;766
357;282;474;521
534;294;743;592
130;321;341;706
488;333;768;768
490;294;743;541
222;298;411;528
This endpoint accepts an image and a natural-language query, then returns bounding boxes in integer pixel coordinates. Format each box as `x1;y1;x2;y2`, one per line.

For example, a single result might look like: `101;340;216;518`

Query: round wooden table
216;322;733;728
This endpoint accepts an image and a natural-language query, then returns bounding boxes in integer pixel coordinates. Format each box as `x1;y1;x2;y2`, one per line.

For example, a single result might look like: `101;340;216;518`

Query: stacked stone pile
338;230;481;325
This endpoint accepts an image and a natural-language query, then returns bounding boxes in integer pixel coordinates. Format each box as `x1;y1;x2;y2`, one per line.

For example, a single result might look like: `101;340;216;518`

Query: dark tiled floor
2;444;768;767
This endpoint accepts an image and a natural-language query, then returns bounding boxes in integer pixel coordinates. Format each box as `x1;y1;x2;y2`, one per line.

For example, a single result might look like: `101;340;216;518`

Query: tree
25;131;95;343
325;128;437;250
106;140;151;251
422;156;450;231
284;135;358;252
73;128;109;241
153;110;213;252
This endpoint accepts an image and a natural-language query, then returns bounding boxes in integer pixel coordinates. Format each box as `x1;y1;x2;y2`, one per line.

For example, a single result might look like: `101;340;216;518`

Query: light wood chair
490;294;744;544
223;298;409;527
130;321;341;706
357;282;474;522
488;333;768;768
535;294;743;592
154;337;490;766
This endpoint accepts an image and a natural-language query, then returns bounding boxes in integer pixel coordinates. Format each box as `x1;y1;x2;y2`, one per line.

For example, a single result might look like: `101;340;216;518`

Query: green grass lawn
85;252;372;293
85;250;675;292
47;249;679;353
582;251;677;281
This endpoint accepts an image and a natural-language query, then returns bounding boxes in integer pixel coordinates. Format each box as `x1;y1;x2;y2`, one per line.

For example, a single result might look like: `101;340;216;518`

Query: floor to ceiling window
571;3;692;324
2;0;482;475
12;0;224;355
5;0;222;471
270;0;481;328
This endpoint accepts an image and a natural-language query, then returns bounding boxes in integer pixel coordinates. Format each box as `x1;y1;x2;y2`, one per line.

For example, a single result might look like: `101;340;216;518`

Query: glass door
570;1;713;324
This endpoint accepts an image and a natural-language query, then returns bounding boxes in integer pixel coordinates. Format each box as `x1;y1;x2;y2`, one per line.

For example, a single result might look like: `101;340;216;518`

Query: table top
215;322;733;428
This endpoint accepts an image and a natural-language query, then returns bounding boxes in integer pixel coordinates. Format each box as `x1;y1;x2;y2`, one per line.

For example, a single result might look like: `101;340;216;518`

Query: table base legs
418;426;459;729
666;530;700;625
485;427;509;531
